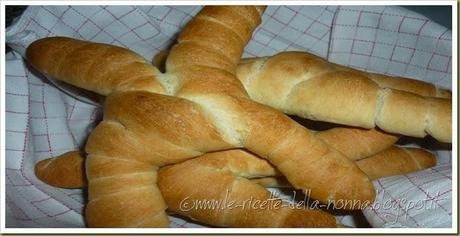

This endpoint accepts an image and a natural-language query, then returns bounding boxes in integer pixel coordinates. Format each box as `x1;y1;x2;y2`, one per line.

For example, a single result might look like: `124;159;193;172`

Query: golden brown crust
333;64;451;99
426;97;452;143
27;37;165;96
167;42;235;74
35;151;87;189
375;89;429;138
34;149;336;227
174;16;243;67
154;50;400;159
287;70;379;128
367;73;437;97
32;122;398;191
251;146;437;187
27;6;382;227
316;127;399;161
35;145;436;227
236;99;375;208
38;145;437;190
27;6;269;227
158;149;337;228
175;66;248;98
169;6;374;211
356;147;437;180
236;51;452;142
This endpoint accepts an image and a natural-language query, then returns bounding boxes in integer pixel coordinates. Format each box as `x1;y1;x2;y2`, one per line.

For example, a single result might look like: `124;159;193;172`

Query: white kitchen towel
5;5;452;228
328;6;451;89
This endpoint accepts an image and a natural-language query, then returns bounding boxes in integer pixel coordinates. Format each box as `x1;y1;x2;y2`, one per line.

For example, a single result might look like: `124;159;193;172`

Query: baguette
27;6;374;227
236;52;451;142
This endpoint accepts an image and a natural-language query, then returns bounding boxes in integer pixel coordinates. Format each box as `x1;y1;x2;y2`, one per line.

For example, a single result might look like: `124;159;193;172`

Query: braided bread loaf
27;6;375;227
236;52;452;142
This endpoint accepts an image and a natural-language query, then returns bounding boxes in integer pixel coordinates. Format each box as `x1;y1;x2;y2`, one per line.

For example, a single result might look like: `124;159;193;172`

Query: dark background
403;6;452;29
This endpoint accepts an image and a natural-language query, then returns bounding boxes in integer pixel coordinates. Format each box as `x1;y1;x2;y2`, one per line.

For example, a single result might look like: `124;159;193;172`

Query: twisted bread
35;145;436;227
154;50;451;99
315;127;398;161
34;116;432;227
33;124;399;189
331;64;451;99
152;49;453;160
256;146;437;188
236;52;452;142
35;151;87;189
35;146;437;189
154;52;400;161
159;150;337;227
27;6;374;227
35;150;337;227
356;146;437;180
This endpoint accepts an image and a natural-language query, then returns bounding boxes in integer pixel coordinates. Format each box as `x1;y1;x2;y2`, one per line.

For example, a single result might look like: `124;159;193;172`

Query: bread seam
90;171;156;182
401;148;423;170
244;57;269;93
197;15;245;44
89;185;152;202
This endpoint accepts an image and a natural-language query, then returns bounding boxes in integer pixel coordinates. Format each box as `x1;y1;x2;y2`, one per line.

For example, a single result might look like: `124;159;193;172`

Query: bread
258;146;437;187
35;145;436;227
356;146;437;180
331;64;451;99
34;116;434;227
35;151;87;188
27;6;374;227
236;52;452;142
33;124;401;190
33;124;400;190
316;127;398;161
234;146;437;188
159;150;338;227
36;145;437;189
153;52;401;160
154;50;451;100
151;49;455;158
36;150;337;227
